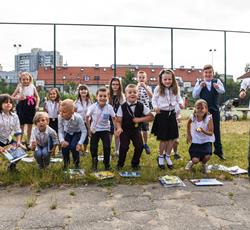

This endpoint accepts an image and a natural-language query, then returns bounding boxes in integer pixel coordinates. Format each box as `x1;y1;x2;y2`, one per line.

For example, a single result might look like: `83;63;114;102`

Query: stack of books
190;179;223;186
119;171;141;178
159;175;185;188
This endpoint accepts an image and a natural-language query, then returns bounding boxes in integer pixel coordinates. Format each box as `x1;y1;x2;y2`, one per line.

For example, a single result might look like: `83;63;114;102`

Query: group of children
1;64;243;175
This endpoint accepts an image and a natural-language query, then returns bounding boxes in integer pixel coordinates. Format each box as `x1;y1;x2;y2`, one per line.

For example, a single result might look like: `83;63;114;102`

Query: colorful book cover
119;171;141;177
65;169;85;179
2;145;27;163
92;171;114;180
159;175;185;187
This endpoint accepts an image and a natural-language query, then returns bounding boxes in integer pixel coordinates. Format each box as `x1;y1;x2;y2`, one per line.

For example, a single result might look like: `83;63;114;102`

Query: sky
1;0;250;79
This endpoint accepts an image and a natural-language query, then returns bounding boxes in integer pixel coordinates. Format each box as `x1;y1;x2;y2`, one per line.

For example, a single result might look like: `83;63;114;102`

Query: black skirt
151;110;178;141
17;99;36;125
49;118;58;133
189;142;212;159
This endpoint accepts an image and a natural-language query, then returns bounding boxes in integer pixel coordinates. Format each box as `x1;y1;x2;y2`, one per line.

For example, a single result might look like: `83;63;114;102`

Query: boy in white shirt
86;87;116;171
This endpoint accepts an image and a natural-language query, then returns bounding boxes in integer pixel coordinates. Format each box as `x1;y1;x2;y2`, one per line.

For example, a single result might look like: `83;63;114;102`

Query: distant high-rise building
15;48;63;72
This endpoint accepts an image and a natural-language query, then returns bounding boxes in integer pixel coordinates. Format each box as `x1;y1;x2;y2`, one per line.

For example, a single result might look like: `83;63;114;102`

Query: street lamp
62;76;66;94
13;44;22;54
209;48;216;66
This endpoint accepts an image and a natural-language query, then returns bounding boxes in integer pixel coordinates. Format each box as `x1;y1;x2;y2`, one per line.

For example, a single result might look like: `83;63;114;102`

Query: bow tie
129;103;137;107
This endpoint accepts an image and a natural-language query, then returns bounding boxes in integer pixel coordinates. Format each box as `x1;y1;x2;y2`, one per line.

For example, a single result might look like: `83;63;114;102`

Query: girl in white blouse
0;94;22;171
151;69;184;170
12;72;40;145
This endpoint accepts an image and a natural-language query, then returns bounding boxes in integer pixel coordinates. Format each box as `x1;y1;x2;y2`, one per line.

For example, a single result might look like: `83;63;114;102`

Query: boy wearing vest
115;84;154;170
192;64;225;160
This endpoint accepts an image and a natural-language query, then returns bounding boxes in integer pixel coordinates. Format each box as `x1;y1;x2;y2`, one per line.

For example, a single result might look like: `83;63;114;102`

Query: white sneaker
201;164;210;174
185;161;193;170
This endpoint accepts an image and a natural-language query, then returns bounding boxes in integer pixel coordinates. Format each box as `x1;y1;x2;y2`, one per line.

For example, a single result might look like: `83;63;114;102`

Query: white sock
158;156;164;165
165;154;173;165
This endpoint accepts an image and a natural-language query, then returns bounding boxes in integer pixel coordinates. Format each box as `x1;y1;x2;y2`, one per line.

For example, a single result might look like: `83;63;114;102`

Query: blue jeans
62;132;81;167
34;135;53;169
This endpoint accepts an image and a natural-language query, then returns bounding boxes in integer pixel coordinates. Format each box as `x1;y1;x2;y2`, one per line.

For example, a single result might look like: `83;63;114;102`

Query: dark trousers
209;109;223;154
49;118;58;133
118;129;143;167
62;132;81;167
90;131;111;166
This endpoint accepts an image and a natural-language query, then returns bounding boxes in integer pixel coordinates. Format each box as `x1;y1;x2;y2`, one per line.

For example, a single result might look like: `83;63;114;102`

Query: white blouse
190;114;215;144
45;100;59;119
152;86;183;111
75;99;92;121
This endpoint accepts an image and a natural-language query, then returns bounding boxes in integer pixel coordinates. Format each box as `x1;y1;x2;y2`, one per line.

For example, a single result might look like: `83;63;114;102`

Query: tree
122;70;137;90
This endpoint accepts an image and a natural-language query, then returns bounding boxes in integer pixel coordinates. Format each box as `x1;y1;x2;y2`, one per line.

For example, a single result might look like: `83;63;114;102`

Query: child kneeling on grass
29;112;59;169
115;84;154;170
185;99;215;173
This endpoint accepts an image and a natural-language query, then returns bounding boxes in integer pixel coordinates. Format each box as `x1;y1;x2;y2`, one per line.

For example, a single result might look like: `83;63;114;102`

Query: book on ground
208;164;247;175
21;157;35;163
190;178;223;186
119;171;141;177
159;175;185;188
92;171;114;180
50;158;63;163
65;169;85;179
2;145;27;163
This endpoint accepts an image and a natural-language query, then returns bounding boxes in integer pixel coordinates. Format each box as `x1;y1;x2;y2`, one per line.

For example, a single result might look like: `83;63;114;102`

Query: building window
84;75;89;81
94;76;100;81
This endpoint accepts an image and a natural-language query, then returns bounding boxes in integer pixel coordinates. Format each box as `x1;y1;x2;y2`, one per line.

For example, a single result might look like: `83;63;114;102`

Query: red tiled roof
37;66;203;86
237;72;250;80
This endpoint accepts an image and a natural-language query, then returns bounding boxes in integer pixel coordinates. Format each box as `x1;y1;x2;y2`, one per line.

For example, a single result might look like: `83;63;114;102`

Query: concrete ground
0;178;250;230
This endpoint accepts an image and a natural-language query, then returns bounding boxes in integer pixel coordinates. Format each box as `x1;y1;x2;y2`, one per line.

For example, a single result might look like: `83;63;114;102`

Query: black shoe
105;164;111;171
63;164;68;171
214;152;226;160
157;157;165;170
131;165;141;171
248;166;250;177
116;164;123;171
174;153;181;160
74;164;79;169
167;164;173;170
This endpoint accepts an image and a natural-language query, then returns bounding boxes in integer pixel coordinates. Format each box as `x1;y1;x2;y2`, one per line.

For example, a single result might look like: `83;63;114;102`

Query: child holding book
115;84;154;170
58;99;87;169
0;94;22;172
185;99;215;173
86;87;116;171
29;112;59;169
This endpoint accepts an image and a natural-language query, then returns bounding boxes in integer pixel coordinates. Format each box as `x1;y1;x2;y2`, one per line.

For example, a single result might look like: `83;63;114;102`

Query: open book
2;145;27;163
65;169;85;179
159;175;185;188
92;171;114;180
190;179;223;186
207;164;247;175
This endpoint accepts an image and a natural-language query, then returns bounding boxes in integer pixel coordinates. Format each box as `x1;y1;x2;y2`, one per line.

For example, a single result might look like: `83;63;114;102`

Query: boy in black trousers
193;64;225;160
115;84;154;170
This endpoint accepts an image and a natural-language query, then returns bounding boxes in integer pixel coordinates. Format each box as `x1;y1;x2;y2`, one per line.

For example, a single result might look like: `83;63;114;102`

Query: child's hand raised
213;83;219;89
61;141;69;148
200;81;206;88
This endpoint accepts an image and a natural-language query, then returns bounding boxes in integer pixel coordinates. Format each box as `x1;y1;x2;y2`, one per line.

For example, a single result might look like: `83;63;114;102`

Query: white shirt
138;85;152;109
0;112;22;144
192;79;225;99
17;84;37;97
152;86;183;111
44;100;59;119
30;126;59;147
75;99;92;121
190;114;215;144
58;113;87;144
116;101;151;117
86;102;115;132
240;78;250;91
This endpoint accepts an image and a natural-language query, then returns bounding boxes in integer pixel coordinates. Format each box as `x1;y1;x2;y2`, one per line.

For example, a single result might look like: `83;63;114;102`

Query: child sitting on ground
29;112;59;169
185;99;215;173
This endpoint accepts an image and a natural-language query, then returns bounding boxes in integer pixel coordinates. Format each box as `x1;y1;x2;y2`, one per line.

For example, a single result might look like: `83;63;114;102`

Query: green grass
0;119;249;188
